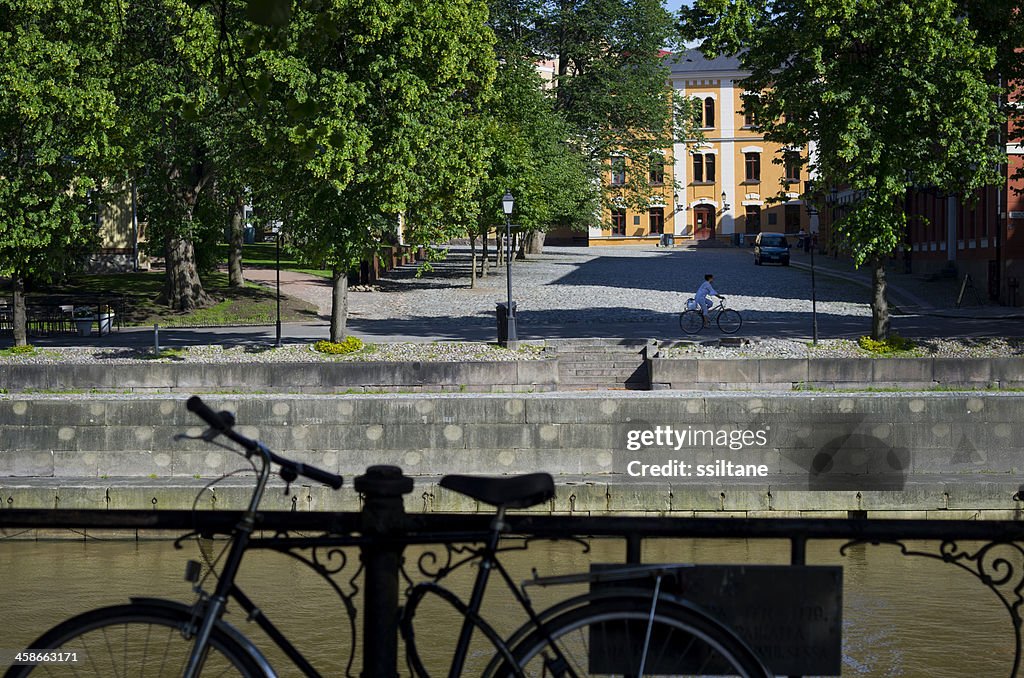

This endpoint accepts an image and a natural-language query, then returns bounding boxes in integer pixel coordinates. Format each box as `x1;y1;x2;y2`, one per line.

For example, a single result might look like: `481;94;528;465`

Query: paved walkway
786;247;1024;319
12;244;1024;348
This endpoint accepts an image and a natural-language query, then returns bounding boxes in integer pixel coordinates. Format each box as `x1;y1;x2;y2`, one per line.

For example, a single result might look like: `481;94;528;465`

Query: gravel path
307;245;873;328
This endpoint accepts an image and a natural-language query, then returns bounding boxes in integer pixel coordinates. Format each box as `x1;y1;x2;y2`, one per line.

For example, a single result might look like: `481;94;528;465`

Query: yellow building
586;150;678;245
668;49;813;244
556;50;813;246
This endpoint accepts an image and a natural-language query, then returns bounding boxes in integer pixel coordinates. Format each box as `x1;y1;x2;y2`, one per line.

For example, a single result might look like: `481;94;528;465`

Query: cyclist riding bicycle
695;273;724;326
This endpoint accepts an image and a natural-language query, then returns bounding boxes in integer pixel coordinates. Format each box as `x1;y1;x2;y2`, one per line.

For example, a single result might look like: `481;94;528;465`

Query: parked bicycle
7;396;770;677
680;296;743;335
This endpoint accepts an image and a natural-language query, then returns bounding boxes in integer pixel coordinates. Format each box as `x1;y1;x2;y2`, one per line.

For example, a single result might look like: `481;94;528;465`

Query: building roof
667;48;744;75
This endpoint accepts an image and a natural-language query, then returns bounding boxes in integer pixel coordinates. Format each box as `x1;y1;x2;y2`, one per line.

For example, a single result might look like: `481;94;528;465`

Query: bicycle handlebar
187;396;343;489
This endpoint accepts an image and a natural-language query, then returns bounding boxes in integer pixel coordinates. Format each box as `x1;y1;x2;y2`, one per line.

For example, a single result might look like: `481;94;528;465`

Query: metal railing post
354;465;414;678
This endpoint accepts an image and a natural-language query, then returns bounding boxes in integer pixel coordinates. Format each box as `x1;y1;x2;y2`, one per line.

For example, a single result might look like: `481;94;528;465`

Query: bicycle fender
128;597;278;677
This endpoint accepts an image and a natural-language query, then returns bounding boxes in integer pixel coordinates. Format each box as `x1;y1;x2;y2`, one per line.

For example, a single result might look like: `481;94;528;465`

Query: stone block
309;484;361;512
0;449;54;476
557;424;623;450
696;360;758;385
54;485;110;510
0;486;58;508
758;359;808;385
648;359;699;388
807;359;873;384
665;485;728;511
463;423;551;451
517;359;558;386
943;479;1022;509
606;483;672;512
991;357;1024;383
769;490;863;511
871;359;934;384
932;359;991;385
555;482;608;513
0;367;55;391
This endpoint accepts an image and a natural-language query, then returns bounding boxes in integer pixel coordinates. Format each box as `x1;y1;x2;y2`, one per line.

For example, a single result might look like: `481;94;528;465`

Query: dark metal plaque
590;564;842;676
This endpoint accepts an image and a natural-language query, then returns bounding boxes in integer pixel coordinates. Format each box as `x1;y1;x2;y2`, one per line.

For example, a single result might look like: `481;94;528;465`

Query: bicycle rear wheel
5;603;264;677
503;597;769;677
679;309;704;335
717;309;742;334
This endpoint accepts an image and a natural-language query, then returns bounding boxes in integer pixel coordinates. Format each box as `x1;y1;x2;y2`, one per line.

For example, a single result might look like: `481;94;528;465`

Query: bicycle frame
402;505;580;678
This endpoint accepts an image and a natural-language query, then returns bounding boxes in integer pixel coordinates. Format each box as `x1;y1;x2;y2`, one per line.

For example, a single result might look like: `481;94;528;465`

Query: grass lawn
41;271;321;327
214;243;331;278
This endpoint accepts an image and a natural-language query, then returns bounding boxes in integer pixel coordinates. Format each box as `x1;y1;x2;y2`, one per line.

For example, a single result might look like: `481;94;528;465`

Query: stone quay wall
1;392;1022;520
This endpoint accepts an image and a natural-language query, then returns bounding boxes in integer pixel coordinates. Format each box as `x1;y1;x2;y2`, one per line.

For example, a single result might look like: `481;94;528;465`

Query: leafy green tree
244;0;496;341
470;53;595;272
545;0;682;216
682;0;1005;338
490;0;686;230
0;0;120;345
115;0;229;311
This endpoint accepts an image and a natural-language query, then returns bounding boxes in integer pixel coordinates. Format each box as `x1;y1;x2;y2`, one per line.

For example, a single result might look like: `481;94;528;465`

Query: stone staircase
546;339;654;390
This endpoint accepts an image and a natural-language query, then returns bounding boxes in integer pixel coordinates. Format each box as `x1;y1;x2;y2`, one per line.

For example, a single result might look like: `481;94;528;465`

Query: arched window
704;97;715;128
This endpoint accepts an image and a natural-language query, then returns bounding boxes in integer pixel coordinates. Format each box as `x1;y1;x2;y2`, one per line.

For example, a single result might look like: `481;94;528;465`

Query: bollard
154;324;159;352
354;465;414;678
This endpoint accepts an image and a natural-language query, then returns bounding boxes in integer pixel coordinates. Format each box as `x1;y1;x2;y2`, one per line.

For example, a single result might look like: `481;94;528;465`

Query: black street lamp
501;191;518;349
804;185;819;345
272;222;282;348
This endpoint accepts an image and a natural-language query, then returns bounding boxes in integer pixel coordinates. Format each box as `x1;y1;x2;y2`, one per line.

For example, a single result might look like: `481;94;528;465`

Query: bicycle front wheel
717;309;743;334
504;597;769;677
5;603;265;677
679;309;704;335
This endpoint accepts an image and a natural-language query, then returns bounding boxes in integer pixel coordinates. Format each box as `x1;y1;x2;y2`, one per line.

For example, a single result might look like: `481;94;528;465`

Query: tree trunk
469;234;477;288
330;267;348;342
496;231;504;266
163;233;214;311
525;230;545;255
228;194;245;287
515;232;527;260
871;258;890;340
12;276;27;347
481;231;489;277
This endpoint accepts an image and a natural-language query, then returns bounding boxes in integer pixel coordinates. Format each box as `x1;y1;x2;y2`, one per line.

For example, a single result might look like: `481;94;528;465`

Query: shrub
857;335;915;354
313;337;365;355
0;345;37;357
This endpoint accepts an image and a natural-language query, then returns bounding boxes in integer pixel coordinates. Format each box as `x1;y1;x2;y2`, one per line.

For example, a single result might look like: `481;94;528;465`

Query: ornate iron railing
2;509;1023;677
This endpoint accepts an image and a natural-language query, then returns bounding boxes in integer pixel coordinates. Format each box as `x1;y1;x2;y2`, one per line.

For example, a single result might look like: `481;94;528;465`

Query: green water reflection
0;536;1013;676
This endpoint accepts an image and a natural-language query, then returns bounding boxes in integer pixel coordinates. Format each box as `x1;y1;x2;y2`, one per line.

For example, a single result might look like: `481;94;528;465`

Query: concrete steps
546;339;653;390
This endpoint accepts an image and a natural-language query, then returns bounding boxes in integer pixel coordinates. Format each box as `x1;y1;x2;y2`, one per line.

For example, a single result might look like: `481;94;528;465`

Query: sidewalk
787;248;1024;320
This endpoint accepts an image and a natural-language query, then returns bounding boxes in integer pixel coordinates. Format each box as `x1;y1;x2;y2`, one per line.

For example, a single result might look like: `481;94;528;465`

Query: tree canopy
0;0;121;344
682;0;1008;338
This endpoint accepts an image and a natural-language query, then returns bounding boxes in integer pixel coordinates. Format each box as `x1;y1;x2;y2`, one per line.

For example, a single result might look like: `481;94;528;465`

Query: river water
0;536;1014;676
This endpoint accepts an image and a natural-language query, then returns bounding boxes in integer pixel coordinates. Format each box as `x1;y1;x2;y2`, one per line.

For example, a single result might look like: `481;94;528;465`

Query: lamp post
804;185;819;345
501;191;518;349
272;222;282;348
829;187;838;258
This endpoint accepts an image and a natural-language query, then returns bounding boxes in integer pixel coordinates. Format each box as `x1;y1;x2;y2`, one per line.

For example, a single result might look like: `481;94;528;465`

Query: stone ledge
0;359;559;394
2;476;1021;516
650;357;1024;390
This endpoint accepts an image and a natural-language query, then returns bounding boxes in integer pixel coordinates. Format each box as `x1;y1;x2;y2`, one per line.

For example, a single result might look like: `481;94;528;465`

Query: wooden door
693;206;716;240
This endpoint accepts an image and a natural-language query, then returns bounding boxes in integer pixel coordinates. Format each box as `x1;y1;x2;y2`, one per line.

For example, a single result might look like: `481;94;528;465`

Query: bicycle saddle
439;473;555;509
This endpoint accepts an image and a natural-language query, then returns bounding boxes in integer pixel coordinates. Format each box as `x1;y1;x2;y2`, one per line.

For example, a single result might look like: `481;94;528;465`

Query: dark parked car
753;232;790;266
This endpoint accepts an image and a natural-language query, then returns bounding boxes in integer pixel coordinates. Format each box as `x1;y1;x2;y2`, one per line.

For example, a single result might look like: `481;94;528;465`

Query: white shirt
696;280;718;302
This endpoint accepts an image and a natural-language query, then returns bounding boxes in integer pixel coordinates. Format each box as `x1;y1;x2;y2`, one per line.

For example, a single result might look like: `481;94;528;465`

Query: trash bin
496;302;517;344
